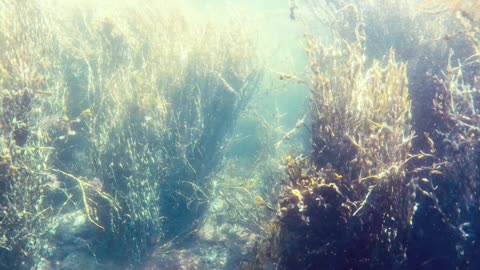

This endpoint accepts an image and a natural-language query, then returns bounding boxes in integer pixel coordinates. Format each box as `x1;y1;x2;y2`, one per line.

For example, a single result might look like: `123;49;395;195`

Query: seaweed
0;0;262;268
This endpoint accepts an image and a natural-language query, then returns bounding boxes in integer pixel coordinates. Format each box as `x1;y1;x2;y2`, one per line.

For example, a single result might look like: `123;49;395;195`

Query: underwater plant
248;1;480;269
418;0;480;22
248;4;416;269
0;0;262;268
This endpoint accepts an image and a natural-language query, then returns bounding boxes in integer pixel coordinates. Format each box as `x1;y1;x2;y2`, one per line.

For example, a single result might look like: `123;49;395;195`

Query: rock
53;210;96;243
58;251;97;270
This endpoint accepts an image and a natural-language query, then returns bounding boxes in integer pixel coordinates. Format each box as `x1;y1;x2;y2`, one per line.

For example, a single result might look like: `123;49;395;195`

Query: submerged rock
142;245;226;270
39;210;103;269
58;252;98;270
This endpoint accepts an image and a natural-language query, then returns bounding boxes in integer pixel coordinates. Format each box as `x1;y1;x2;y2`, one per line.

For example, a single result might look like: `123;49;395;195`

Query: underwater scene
1;0;480;269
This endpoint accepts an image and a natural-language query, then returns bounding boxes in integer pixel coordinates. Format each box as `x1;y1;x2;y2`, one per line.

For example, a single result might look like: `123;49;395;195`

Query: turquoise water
1;1;480;269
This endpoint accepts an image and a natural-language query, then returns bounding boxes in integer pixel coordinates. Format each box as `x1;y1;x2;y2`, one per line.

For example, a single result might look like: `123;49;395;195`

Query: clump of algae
0;0;262;268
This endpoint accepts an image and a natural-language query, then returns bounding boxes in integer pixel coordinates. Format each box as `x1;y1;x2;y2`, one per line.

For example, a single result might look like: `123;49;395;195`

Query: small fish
289;0;298;20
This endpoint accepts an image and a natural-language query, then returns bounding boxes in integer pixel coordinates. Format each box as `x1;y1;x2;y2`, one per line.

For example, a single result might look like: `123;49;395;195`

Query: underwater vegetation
248;1;480;270
0;0;262;268
2;0;480;269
